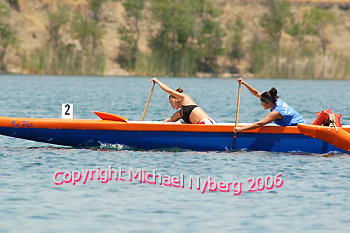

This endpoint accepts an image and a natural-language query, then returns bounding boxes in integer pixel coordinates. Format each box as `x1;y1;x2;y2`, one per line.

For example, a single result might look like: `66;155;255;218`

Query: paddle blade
231;133;237;150
93;111;128;122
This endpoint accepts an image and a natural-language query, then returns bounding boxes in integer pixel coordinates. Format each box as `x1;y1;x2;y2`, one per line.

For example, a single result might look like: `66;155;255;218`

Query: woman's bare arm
164;110;182;122
237;78;262;98
150;77;186;100
234;111;281;133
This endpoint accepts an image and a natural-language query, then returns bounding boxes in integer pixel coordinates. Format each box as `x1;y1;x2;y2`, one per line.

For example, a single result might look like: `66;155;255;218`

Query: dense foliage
0;2;18;72
2;0;348;78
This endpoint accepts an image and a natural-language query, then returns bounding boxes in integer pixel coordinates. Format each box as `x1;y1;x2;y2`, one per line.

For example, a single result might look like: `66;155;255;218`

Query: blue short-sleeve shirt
272;99;307;126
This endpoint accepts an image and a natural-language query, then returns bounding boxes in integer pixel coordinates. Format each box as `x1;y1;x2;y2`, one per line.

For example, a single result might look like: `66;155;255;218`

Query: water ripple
0;76;349;232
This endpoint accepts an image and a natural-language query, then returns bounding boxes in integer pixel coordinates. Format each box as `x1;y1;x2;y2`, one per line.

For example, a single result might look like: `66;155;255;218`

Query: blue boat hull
0;127;346;153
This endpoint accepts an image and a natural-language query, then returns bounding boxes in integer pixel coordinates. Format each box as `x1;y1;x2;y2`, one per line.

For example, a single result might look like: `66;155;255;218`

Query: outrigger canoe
0;111;349;153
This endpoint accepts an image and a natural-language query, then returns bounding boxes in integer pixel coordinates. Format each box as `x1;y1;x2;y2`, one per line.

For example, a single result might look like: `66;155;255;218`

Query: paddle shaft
231;83;241;149
235;83;241;128
141;82;155;121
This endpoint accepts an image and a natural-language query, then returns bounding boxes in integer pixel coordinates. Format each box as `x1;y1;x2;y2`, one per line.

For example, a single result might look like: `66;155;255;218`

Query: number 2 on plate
62;103;73;119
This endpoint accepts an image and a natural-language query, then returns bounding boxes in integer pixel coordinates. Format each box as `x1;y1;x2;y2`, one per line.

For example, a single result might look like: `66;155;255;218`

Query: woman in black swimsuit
149;78;215;124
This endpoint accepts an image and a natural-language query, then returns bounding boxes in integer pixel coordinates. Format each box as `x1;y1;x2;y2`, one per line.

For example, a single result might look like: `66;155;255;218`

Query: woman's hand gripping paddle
231;83;241;150
141;81;156;121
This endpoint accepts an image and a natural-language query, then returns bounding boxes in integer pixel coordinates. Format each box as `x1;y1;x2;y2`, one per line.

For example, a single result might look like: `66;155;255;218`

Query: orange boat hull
298;124;350;152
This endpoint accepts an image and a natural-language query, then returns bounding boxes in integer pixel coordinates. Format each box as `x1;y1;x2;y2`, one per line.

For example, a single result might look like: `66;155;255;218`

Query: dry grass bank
3;0;350;78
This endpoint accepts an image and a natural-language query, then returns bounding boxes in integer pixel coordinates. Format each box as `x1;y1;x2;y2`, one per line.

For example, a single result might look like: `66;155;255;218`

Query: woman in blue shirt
234;78;306;133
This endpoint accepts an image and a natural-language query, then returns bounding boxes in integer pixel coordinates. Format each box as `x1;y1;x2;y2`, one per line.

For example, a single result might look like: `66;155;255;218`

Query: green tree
88;0;106;21
5;0;19;11
249;31;269;75
226;13;245;73
70;0;106;51
260;0;291;54
151;0;195;75
302;6;336;55
285;17;309;49
26;1;107;75
87;0;107;50
0;2;18;72
47;5;70;48
195;18;225;73
67;1;107;75
150;0;223;76
117;0;145;71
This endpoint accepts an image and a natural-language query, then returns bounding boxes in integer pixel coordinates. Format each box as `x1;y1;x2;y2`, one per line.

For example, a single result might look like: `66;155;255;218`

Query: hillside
3;0;350;78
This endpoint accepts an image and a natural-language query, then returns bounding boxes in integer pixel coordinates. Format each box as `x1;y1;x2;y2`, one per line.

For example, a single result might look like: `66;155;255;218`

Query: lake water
0;75;349;233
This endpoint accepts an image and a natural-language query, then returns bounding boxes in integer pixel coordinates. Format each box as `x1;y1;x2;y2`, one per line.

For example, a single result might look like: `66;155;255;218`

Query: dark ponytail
269;87;278;99
261;87;278;103
176;87;183;93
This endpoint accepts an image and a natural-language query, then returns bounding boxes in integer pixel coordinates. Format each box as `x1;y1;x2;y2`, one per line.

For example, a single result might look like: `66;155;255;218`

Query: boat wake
98;142;131;150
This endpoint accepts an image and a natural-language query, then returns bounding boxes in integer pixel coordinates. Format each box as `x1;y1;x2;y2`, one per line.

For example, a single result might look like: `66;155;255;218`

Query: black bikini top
180;105;198;123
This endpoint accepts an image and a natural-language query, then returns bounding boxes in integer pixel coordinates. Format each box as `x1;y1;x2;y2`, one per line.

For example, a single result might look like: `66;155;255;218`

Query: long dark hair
261;87;278;103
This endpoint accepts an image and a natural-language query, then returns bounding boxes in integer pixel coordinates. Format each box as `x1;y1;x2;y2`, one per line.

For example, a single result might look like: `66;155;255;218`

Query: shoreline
2;70;350;80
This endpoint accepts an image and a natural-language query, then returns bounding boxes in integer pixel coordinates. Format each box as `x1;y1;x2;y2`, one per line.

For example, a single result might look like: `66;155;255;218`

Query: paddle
93;111;128;122
141;82;156;121
231;83;241;150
